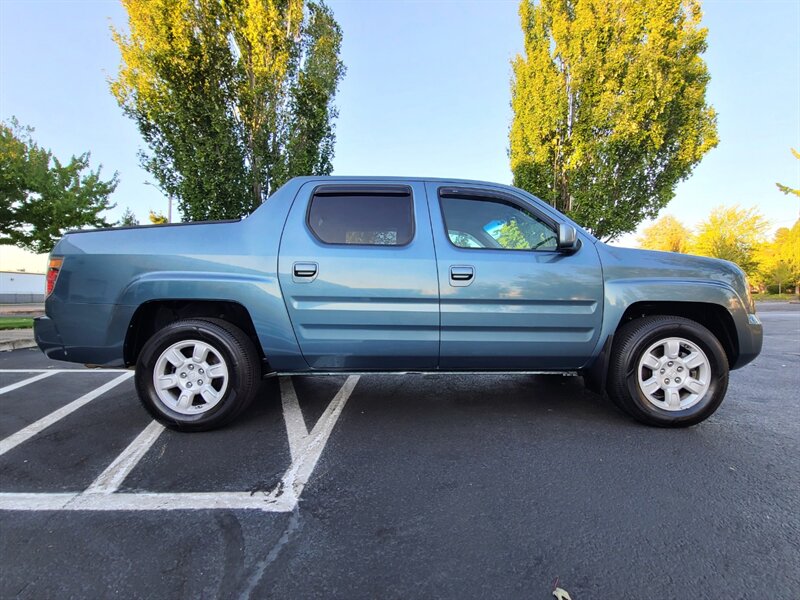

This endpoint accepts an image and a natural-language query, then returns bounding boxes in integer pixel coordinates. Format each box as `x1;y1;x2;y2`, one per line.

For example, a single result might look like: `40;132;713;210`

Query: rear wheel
135;318;260;431
607;316;729;427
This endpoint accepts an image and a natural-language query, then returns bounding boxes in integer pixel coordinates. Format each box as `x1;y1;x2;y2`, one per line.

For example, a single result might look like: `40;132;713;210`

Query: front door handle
293;262;318;282
450;265;474;287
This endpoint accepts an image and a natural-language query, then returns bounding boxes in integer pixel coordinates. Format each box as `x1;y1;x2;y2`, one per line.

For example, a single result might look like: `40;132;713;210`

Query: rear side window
307;187;414;246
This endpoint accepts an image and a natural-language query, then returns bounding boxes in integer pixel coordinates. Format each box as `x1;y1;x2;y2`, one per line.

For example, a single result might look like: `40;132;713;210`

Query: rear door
425;182;604;370
278;181;439;370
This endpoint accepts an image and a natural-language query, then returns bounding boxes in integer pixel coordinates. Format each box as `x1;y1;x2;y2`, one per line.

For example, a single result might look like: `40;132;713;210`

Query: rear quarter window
307;189;414;246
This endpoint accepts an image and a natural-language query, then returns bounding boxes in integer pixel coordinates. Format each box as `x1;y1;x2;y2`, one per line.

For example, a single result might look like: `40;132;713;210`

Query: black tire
607;315;729;427
135;318;260;432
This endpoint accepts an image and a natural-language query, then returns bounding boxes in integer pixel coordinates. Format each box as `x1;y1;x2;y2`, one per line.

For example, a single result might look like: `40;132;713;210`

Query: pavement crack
215;512;246;599
237;508;301;600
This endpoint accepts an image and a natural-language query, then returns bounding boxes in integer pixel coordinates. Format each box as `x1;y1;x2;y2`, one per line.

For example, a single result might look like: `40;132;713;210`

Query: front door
425;183;604;370
278;181;439;370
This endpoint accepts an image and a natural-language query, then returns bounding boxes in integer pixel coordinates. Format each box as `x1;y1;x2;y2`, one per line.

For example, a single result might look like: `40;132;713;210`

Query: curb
0;337;37;352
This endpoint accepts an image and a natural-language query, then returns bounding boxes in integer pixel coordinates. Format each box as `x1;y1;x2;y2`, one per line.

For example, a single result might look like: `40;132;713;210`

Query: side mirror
557;223;579;252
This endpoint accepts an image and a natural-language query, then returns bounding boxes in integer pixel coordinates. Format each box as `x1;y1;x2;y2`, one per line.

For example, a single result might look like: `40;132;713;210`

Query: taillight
45;257;63;297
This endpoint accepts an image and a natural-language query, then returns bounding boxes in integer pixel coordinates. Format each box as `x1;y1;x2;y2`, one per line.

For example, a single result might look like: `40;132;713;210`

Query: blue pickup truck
35;177;763;431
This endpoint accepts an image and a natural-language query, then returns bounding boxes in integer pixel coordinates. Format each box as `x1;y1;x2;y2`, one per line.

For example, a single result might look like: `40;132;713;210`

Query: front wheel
135;318;260;431
607;316;729;427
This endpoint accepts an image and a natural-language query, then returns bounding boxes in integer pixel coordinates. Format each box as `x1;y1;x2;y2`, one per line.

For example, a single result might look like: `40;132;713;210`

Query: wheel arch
584;282;744;394
115;271;306;372
616;301;738;366
124;299;266;370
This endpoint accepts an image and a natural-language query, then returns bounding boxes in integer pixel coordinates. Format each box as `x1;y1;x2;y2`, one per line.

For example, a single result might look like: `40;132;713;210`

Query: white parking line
85;420;165;494
279;378;310;462
0;372;134;457
0;371;57;395
278;375;360;506
0;374;360;512
0;369;130;373
0;491;296;512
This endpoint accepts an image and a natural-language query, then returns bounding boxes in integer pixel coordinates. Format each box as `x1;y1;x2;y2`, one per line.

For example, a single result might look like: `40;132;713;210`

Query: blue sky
1;0;798;248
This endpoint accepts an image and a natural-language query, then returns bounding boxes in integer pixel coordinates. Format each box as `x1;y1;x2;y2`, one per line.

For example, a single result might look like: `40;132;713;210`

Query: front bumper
732;313;763;369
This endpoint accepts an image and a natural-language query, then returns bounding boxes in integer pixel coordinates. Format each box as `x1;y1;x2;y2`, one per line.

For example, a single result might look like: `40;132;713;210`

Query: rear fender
119;272;305;370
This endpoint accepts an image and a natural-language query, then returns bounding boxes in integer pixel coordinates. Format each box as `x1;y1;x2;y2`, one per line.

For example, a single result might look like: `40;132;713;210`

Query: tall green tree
690;205;769;278
111;0;344;222
510;0;718;240
0;119;117;254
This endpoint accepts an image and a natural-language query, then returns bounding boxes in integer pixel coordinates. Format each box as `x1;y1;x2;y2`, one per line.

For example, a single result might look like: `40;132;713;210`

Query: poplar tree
111;0;344;221
510;0;718;240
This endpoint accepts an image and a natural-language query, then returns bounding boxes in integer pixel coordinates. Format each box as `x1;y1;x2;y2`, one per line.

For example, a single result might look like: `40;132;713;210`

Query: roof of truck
286;175;516;187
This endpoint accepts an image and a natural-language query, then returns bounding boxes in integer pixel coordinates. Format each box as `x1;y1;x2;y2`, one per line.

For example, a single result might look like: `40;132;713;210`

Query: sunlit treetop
510;0;718;240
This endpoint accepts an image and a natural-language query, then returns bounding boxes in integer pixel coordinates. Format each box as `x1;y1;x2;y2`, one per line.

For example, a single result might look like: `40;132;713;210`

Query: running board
266;370;579;378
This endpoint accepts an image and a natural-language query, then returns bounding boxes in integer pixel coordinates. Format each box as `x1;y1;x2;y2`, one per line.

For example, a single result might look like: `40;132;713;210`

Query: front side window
440;195;558;251
447;230;483;248
308;189;414;246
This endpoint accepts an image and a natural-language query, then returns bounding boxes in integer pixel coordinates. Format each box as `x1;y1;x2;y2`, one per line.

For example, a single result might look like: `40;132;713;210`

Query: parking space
0;305;798;599
0;374;146;492
0;356;356;512
0;371;127;440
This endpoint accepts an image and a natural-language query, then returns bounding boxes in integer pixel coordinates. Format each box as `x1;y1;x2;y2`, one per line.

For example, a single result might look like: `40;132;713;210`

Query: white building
0;246;48;303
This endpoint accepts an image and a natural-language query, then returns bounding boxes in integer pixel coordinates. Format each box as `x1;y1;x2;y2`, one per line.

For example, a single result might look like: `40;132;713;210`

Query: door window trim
305;184;416;248
437;186;561;253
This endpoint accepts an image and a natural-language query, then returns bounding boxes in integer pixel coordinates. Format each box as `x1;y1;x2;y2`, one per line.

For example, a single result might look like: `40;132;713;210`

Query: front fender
583;278;762;393
600;278;749;342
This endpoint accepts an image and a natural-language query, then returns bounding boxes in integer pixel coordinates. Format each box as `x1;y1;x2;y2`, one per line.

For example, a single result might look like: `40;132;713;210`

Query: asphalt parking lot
1;304;798;599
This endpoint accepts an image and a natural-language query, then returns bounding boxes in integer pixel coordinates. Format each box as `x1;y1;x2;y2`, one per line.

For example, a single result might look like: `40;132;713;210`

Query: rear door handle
450;265;474;287
293;262;318;282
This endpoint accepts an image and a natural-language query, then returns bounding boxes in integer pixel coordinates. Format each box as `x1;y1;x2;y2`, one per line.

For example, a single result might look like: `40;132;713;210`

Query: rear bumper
731;313;763;370
33;316;69;361
33;312;127;367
